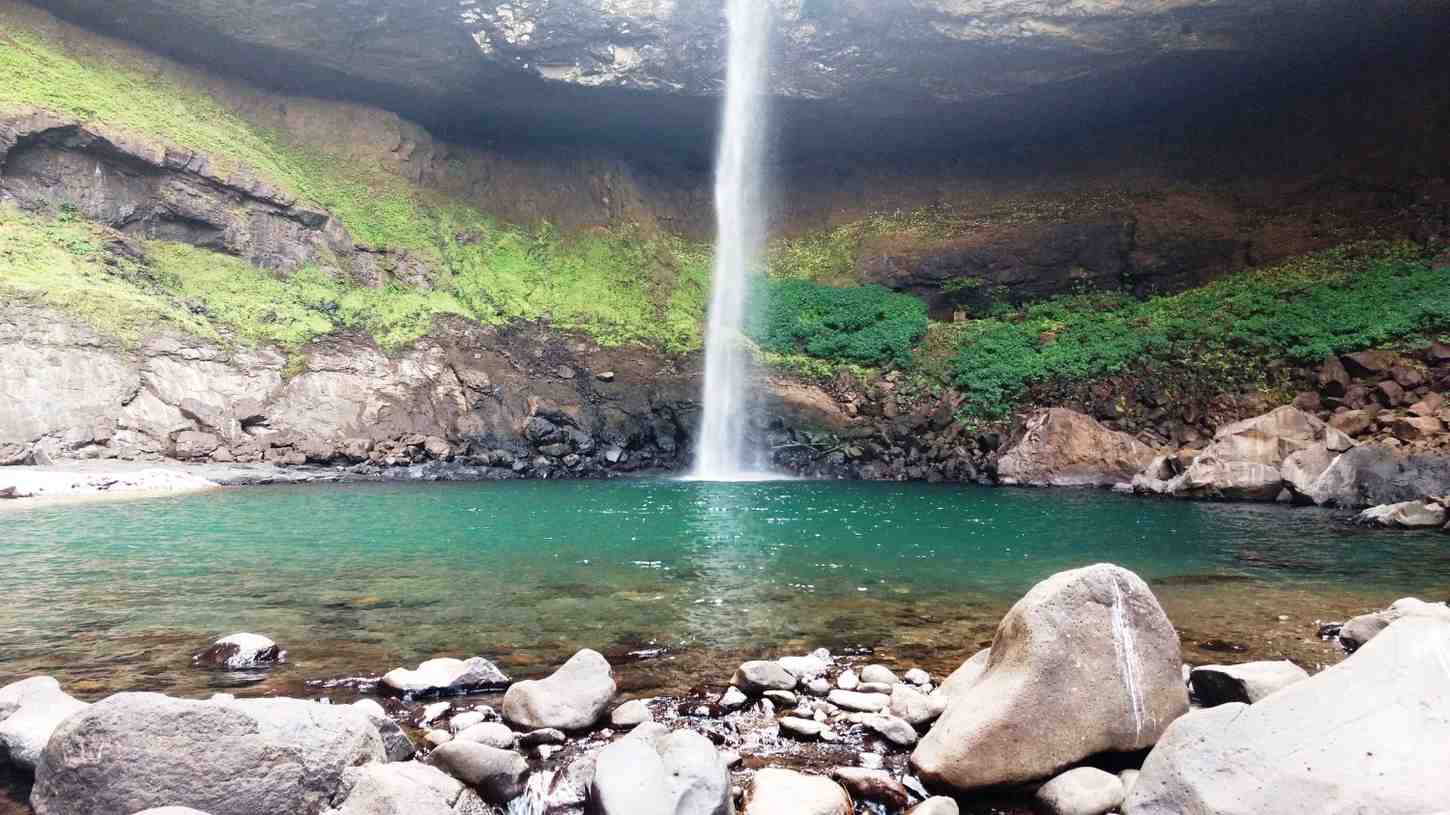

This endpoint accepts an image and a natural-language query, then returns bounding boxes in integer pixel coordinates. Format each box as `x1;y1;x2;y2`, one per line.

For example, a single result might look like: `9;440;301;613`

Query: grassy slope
0;22;710;352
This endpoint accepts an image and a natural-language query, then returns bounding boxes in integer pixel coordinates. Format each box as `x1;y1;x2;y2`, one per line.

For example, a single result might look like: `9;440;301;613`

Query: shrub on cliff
751;279;928;366
950;242;1450;417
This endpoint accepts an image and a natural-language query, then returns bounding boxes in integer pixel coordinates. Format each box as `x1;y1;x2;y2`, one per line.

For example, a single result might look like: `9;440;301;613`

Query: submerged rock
31;693;385;815
502;649;615;730
1189;661;1309;706
912;564;1187;792
1126;617;1450;814
192;633;284;670
997;408;1156;487
381;656;509;697
741;768;852;815
591;727;730;815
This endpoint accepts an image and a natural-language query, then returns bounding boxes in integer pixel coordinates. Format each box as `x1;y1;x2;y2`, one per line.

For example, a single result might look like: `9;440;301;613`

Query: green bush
751;279;928;366
949;242;1450;417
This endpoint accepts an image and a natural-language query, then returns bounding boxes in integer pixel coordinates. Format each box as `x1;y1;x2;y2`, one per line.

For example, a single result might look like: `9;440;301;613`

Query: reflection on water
1;480;1446;701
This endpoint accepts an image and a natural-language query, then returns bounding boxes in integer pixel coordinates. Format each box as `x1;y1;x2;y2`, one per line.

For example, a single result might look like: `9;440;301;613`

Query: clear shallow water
2;480;1446;700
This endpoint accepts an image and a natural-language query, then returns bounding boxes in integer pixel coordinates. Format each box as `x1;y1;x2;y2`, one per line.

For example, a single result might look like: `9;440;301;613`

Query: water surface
3;480;1445;701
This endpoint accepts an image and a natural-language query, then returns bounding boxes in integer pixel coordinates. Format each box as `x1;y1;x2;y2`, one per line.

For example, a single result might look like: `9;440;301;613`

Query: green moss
0;205;213;344
947;241;1450;417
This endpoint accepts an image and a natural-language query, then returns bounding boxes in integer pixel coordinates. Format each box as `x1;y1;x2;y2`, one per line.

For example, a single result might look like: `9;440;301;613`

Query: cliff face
2;0;1448;477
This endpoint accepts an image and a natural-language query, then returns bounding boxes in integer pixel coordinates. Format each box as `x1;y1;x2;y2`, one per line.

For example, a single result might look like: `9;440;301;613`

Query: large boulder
1188;661;1309;706
1305;445;1450;508
740;768;852;815
730;661;798;694
323;761;469;815
1337;597;1450;651
1125;617;1450;815
380;657;509;697
502;649;615;730
590;727;731;815
1145;406;1353;500
0;679;89;772
31;694;386;815
911;564;1187;792
997;409;1156;487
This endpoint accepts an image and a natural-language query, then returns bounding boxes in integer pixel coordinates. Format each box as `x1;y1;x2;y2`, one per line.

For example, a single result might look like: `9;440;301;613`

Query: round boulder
741;768;851;815
731;661;797;694
502;649;616;730
590;727;730;815
1035;767;1124;815
911;564;1187;792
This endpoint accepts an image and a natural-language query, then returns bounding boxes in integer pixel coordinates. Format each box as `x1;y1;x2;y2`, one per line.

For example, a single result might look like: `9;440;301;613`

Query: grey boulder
740;768;852;815
1126;617;1450;815
502;649;615;730
324;761;468;815
912;564;1187;792
32;693;386;815
730;661;797;694
1036;767;1125;815
0;679;89;772
591;727;730;815
454;722;516;750
609;698;653;728
1188;660;1309;706
427;741;527;804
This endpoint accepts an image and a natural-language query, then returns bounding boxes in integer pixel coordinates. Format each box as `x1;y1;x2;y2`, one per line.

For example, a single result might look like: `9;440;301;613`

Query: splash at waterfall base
7;563;1444;815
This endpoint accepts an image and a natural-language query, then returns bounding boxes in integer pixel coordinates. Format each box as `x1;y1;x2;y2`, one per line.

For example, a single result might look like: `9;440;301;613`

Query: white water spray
692;0;771;481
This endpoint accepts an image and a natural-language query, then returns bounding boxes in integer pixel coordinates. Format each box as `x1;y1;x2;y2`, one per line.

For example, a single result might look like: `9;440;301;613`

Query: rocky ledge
4;566;1447;815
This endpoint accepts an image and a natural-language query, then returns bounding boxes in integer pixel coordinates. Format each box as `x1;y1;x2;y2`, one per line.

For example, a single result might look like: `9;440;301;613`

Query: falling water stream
693;0;771;480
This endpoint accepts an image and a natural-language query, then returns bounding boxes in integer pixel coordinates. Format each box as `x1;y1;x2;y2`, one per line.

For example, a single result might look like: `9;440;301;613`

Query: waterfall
692;0;771;481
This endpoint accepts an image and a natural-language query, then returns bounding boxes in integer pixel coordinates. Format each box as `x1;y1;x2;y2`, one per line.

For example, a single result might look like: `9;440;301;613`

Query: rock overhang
26;0;1450;161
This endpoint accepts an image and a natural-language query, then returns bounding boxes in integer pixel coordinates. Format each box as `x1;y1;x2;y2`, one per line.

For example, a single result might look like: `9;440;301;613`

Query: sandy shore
0;461;346;511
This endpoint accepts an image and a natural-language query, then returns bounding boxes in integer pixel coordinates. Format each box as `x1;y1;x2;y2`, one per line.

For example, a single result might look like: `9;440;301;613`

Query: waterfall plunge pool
3;479;1444;702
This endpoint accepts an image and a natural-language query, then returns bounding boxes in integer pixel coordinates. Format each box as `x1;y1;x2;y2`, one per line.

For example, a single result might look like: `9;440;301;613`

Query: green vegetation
0;207;214;343
947;242;1450;417
750;278;928;367
0;23;712;352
